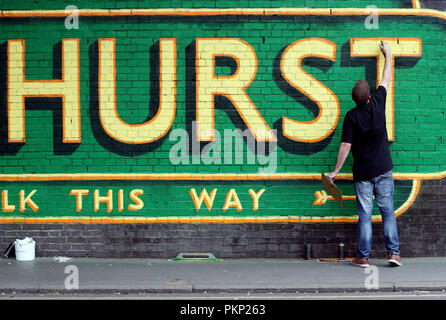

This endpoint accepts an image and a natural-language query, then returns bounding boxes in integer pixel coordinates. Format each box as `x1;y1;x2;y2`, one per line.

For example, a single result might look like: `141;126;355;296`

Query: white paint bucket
15;237;35;261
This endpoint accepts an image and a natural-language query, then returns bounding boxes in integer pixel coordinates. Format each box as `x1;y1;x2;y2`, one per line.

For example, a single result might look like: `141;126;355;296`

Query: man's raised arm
379;41;392;91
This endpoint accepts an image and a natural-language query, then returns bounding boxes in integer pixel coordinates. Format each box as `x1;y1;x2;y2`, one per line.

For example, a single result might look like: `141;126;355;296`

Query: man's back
341;86;393;182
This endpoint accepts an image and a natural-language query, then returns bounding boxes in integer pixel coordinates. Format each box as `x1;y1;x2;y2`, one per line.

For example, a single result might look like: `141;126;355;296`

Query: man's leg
354;180;374;259
373;170;400;257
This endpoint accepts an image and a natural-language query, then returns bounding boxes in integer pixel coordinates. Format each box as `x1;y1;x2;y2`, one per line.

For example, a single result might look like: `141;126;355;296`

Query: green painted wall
0;1;444;221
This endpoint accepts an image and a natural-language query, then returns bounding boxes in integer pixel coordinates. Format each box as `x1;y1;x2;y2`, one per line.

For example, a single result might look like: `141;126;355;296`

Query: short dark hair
352;80;370;106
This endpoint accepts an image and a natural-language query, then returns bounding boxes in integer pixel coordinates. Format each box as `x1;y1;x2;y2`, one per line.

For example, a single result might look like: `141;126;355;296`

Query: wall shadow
52;41;62;80
0;42;23;155
24;97;79;155
185;40;198;156
340;41;377;89
52;41;79;155
420;0;446;10
273;46;334;155
89;40;167;157
401;0;415;8
214;55;238;75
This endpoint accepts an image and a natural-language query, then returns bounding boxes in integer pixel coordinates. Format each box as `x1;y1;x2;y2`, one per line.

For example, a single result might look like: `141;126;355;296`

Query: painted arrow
313;190;356;206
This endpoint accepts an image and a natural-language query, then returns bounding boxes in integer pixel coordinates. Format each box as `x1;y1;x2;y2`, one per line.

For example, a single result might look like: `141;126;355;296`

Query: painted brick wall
0;0;445;259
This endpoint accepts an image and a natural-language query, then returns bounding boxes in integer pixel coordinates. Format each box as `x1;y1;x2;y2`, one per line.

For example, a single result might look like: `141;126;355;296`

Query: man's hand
326;171;337;186
380;41;391;57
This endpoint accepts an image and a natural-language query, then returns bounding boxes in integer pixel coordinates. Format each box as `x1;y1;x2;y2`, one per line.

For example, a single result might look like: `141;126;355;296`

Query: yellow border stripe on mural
0;172;443;181
0;8;444;19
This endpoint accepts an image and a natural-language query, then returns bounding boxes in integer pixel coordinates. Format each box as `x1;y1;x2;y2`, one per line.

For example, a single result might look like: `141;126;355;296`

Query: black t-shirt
341;85;393;182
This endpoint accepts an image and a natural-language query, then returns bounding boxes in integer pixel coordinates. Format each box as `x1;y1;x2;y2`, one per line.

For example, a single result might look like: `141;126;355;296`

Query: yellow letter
118;189;124;212
222;189;242;212
280;38;339;143
350;38;422;141
2;190;15;212
189;188;217;212
248;188;265;211
98;38;176;144
69;189;89;212
94;189;113;213
19;190;39;212
128;189;144;211
8;39;81;143
195;38;276;142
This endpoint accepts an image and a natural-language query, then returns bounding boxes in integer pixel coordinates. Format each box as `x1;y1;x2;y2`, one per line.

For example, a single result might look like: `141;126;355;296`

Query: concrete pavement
1;257;446;295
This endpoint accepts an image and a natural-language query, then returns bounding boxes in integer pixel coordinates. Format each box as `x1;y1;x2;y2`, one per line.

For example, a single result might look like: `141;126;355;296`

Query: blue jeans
354;170;400;259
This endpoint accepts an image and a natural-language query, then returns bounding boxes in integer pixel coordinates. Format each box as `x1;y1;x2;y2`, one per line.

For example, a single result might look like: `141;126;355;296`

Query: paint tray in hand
321;173;343;207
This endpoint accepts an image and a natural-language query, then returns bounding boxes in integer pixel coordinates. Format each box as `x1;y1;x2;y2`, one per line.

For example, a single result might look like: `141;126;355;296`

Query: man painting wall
327;41;402;268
